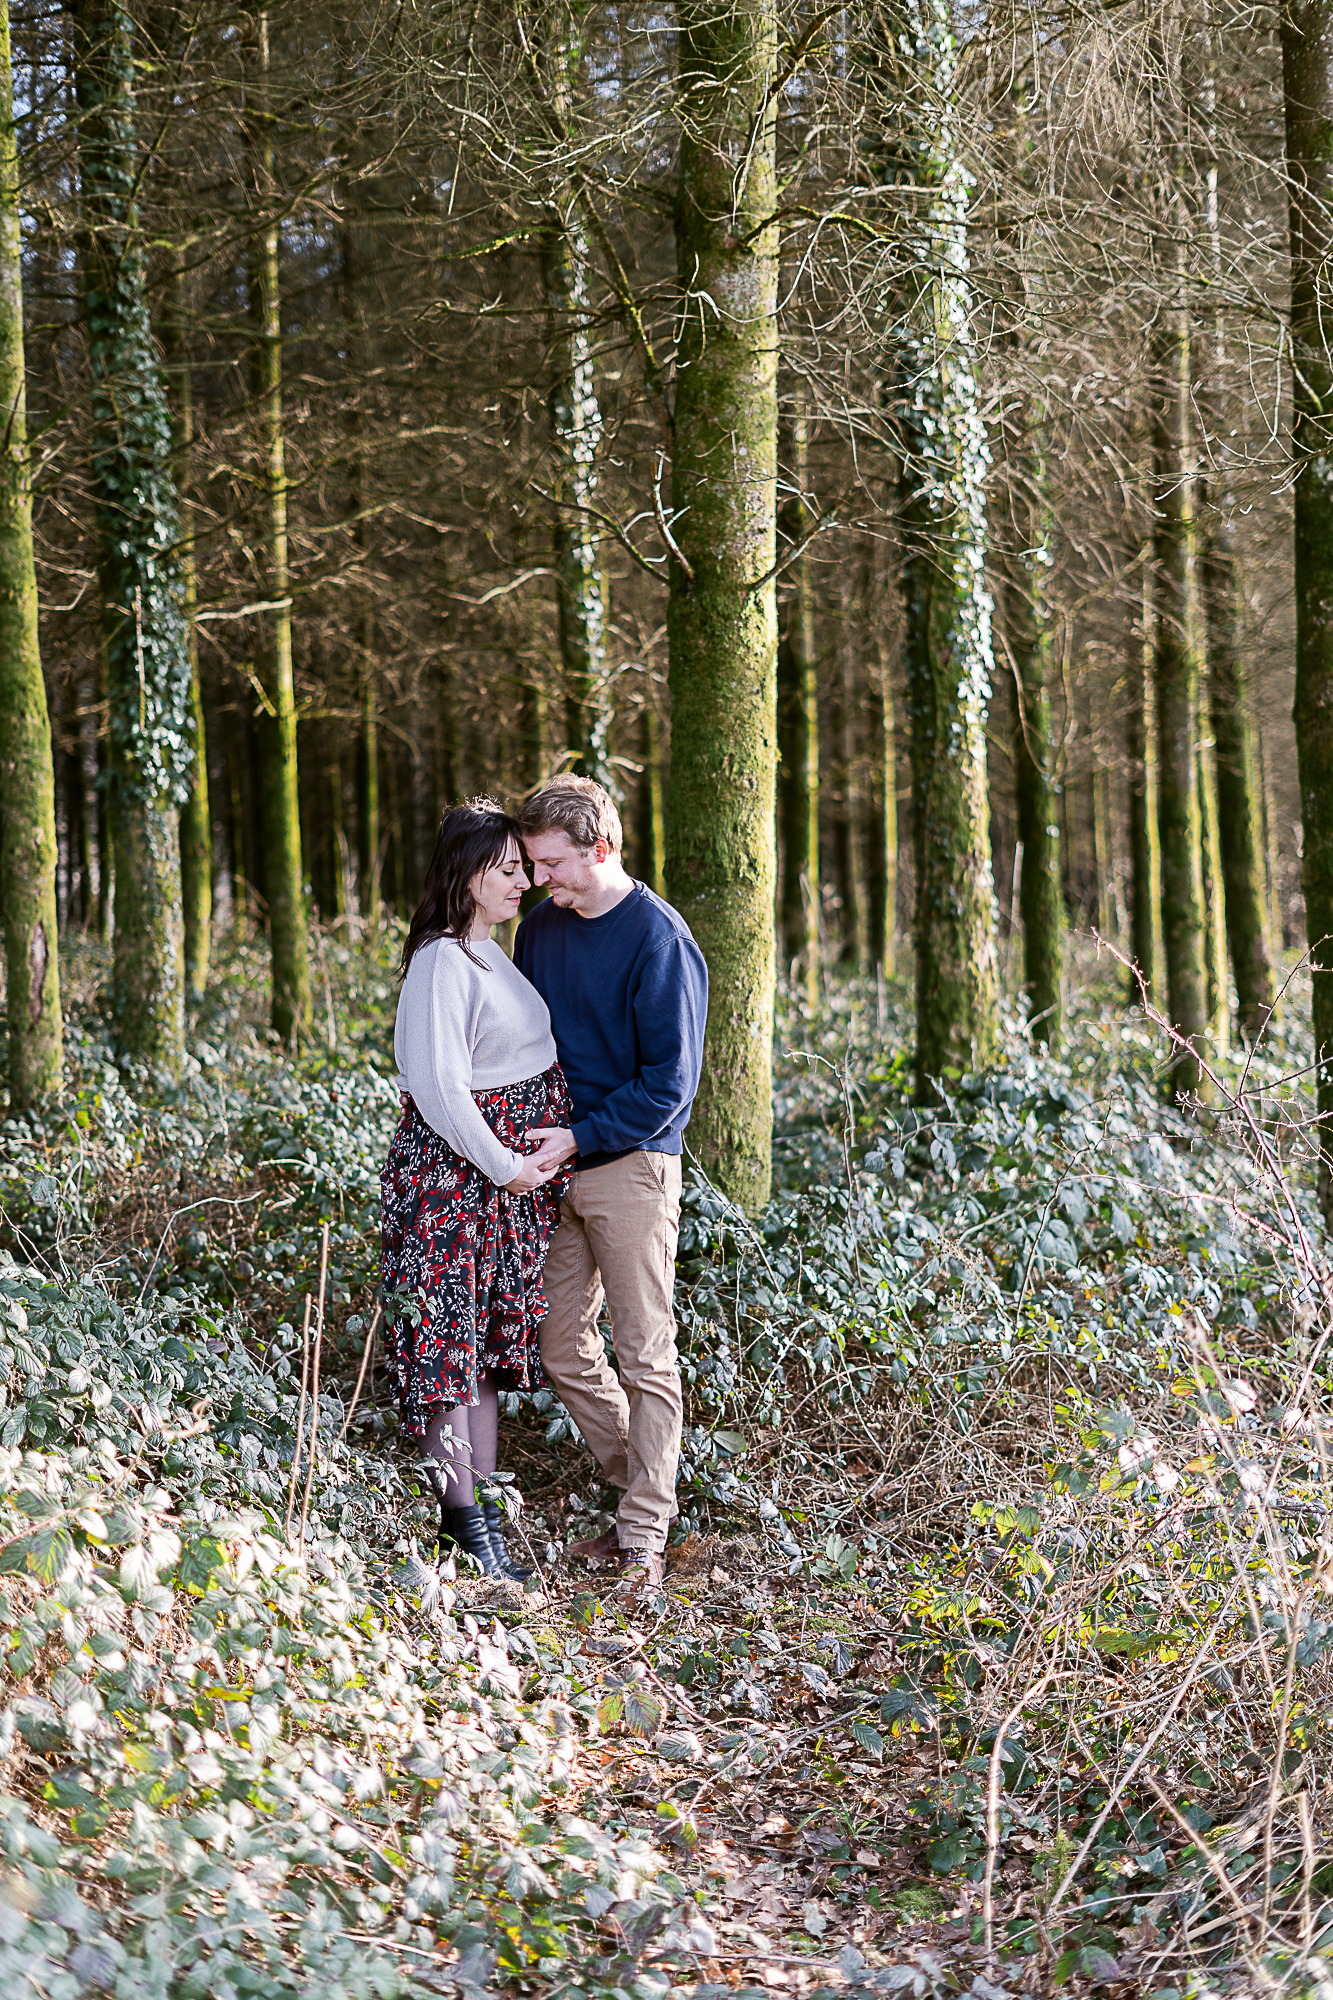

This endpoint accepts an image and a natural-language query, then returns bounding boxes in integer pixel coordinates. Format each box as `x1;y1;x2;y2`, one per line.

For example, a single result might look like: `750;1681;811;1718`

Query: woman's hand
503;1155;558;1194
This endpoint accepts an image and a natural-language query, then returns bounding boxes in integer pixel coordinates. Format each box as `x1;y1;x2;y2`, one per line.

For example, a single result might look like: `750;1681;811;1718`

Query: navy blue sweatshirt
514;882;708;1169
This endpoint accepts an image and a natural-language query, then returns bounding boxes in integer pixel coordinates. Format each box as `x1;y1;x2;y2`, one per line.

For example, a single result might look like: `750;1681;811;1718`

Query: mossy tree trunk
1152;286;1210;1094
247;6;311;1042
73;0;190;1069
666;0;778;1213
1127;559;1164;1002
1197;695;1230;1049
1282;0;1333;1212
341;156;380;923
1002;442;1064;1044
0;0;60;1105
1204;524;1273;1038
639;703;666;898
865;578;898;981
1196;16;1273;1038
776;379;820;1008
872;0;999;1095
541;203;609;784
163;255;210;999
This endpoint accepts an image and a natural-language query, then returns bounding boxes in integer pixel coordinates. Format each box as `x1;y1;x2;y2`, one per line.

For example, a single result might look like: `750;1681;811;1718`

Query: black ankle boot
481;1499;535;1581
436;1503;506;1574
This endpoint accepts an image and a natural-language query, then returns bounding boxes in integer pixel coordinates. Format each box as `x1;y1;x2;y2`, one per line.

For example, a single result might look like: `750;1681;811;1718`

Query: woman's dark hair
400;797;522;977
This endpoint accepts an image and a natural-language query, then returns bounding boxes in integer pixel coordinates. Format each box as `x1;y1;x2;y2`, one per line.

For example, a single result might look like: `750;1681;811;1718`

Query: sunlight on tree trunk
1127;560;1164;1004
0;0;60;1105
777;379;820;1010
1152;287;1209;1096
247;7;311;1043
667;0;778;1212
541;179;609;785
1003;439;1064;1046
872;0;999;1097
73;0;189;1069
164;257;211;1000
1283;0;1333;1215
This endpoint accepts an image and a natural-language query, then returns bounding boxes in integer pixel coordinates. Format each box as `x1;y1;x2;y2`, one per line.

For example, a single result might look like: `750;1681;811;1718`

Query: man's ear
593;837;610;864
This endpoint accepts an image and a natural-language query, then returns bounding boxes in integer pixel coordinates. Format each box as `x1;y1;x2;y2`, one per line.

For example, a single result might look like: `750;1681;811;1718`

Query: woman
381;798;572;1577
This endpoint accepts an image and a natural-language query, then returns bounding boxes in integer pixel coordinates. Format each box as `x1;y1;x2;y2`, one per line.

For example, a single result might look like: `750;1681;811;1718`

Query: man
516;775;708;1596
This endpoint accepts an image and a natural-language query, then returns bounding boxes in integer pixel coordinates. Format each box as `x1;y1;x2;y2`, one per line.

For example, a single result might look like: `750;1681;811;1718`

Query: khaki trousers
539;1150;683;1552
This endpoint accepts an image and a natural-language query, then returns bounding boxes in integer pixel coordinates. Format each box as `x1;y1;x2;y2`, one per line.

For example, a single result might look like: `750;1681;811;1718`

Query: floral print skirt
380;1062;573;1440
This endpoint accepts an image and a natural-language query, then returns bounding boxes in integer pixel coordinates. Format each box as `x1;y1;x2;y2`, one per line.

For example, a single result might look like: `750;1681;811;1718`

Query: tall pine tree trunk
1197;692;1230;1048
1198;13;1273;1039
163;256;211;997
865;565;898;981
340;153;380;923
0;0;60;1104
776;380;820;1006
1282;0;1333;1210
541;203;609;783
873;0;999;1094
73;0;190;1067
247;7;310;1041
1205;520;1273;1038
1127;558;1164;1001
1002;442;1064;1044
667;0;778;1212
1152;285;1209;1092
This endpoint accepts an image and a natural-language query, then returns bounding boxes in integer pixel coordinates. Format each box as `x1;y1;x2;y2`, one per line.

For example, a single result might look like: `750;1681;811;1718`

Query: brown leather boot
609;1549;665;1597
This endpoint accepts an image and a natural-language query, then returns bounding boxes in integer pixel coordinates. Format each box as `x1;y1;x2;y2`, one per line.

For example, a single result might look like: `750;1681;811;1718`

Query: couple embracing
380;776;708;1601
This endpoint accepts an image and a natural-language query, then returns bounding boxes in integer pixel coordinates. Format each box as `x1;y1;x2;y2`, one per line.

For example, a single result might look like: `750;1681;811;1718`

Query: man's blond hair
517;775;623;855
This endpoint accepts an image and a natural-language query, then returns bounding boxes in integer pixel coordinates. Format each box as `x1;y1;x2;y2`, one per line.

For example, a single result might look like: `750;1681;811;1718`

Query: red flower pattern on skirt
380;1062;573;1439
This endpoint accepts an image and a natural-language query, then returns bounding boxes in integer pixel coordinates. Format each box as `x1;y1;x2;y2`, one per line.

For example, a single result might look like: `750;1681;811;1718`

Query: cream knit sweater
393;936;558;1185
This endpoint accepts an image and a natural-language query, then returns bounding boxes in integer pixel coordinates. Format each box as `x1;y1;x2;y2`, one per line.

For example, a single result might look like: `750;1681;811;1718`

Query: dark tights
421;1372;499;1508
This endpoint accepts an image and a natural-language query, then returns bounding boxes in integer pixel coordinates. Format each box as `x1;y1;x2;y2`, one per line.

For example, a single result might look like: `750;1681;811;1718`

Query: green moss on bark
666;0;779;1213
164;260;211;1000
777;382;820;1007
248;9;311;1043
1152;301;1209;1095
1002;453;1064;1045
0;0;60;1106
73;0;190;1069
1126;592;1164;1006
871;0;1000;1095
1281;0;1333;1215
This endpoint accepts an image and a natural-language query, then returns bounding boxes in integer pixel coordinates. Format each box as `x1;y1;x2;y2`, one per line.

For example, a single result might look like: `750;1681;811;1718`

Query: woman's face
469;839;529;931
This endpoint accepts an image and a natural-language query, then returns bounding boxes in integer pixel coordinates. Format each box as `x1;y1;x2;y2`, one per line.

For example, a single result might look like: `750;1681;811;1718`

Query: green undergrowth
0;936;1332;1994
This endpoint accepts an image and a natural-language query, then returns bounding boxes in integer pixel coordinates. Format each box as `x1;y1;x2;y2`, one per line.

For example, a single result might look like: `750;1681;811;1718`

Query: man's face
523;828;607;906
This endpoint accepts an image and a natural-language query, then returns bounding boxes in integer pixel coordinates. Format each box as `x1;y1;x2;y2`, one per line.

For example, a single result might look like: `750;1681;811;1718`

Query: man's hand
527;1126;578;1171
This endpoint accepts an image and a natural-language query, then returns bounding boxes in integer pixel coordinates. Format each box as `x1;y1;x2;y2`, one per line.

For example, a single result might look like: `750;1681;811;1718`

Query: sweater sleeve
401;949;519;1185
568;936;708;1158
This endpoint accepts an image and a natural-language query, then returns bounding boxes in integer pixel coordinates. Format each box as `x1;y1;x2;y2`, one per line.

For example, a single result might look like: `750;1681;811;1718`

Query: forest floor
0;930;1330;1999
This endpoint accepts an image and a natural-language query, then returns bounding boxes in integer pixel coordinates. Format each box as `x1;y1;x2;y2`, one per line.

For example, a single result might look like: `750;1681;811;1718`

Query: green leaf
597;1690;624;1731
621;1685;663;1739
26;1525;72;1583
179;1536;224;1592
712;1430;746;1457
850;1722;884;1761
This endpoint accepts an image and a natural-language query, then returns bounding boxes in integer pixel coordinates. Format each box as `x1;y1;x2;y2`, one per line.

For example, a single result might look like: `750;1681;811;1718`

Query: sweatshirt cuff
570;1119;596;1157
488;1148;519;1187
